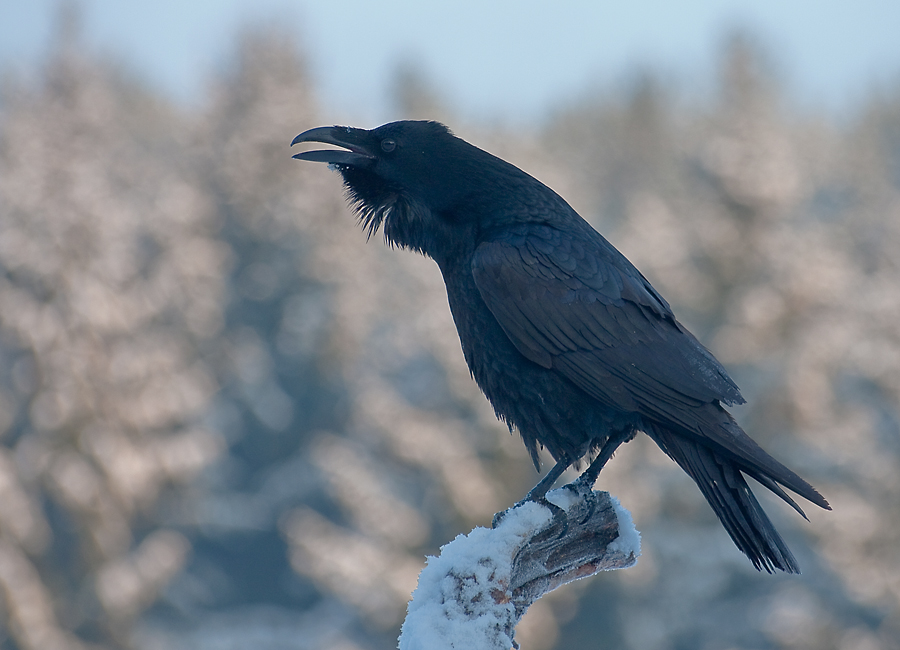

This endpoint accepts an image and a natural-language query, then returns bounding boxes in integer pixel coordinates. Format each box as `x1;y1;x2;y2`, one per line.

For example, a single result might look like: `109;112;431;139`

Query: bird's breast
438;257;615;463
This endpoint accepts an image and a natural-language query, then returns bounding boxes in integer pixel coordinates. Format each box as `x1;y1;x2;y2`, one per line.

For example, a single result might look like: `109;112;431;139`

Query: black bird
291;120;830;573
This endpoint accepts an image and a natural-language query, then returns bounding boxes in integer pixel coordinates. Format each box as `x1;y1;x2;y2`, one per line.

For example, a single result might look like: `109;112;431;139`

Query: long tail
644;420;828;573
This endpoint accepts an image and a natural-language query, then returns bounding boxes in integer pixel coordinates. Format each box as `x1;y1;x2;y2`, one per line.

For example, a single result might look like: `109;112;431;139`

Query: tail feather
713;413;831;512
645;422;802;573
743;470;808;521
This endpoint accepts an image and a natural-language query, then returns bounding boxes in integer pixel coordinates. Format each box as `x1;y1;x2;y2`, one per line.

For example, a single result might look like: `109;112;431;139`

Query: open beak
290;126;376;167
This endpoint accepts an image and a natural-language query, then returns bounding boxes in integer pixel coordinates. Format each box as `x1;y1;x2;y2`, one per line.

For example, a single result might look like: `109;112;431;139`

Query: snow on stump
399;483;640;650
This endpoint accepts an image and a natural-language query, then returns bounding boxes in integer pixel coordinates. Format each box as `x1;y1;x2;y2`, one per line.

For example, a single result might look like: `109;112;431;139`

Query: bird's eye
381;139;396;153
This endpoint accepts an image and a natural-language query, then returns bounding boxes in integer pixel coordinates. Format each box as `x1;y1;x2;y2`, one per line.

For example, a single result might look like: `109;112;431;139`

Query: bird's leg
492;457;572;529
524;457;571;501
576;428;635;489
564;428;636;523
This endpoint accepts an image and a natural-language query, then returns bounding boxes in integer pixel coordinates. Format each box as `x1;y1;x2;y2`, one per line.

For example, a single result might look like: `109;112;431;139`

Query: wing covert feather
471;226;744;416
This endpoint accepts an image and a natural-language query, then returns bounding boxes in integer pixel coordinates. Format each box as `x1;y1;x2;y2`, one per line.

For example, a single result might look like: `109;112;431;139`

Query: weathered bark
399;483;639;650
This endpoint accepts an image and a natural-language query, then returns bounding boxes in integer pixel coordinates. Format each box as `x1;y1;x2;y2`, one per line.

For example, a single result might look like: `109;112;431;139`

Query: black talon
532;496;570;540
561;480;597;525
577;490;597;525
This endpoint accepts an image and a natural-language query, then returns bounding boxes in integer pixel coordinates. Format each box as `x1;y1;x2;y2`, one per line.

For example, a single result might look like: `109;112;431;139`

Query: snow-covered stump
399;483;640;650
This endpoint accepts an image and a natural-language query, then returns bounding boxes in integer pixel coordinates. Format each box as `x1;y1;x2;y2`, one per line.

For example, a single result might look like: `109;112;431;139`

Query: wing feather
471;225;745;417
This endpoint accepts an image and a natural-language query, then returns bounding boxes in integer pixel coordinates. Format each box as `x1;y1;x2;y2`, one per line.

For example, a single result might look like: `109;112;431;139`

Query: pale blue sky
1;1;899;125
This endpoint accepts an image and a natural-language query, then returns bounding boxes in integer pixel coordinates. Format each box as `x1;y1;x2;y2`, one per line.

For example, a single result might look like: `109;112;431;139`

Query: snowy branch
398;482;640;650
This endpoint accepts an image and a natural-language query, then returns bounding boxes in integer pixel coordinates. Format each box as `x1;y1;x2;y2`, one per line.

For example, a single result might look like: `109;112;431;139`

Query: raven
291;120;829;573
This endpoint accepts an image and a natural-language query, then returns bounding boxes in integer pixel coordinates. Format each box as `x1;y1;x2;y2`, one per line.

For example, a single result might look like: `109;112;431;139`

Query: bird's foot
493;457;572;529
491;495;535;528
491;495;569;537
562;480;598;525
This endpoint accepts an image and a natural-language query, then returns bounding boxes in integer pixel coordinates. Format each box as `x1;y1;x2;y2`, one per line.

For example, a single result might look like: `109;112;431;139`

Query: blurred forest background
1;15;899;650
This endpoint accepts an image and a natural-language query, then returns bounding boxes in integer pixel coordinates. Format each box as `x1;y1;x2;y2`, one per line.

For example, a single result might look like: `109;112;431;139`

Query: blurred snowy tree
0;22;224;650
0;22;897;650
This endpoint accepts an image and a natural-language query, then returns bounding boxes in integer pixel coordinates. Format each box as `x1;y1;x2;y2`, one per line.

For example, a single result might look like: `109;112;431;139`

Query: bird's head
291;120;534;259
